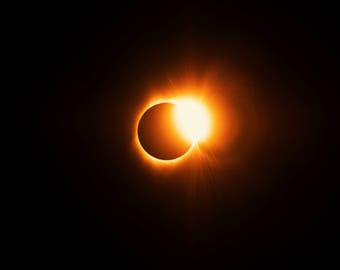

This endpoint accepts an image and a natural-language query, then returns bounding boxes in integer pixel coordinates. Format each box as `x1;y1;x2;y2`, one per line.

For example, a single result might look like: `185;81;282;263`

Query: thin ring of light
134;98;201;165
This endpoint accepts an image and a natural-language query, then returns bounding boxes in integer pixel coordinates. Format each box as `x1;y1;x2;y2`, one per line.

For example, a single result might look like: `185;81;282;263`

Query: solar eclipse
136;97;212;162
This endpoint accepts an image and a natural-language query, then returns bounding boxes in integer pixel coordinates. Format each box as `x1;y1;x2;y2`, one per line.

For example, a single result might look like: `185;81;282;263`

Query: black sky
30;2;338;267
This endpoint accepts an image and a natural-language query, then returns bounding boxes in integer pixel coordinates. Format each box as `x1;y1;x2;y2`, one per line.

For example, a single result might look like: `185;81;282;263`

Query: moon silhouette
137;102;192;160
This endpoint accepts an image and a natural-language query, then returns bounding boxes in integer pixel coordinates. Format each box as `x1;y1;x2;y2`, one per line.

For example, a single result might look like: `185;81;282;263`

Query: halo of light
134;98;196;167
137;102;193;161
135;97;213;166
132;74;241;169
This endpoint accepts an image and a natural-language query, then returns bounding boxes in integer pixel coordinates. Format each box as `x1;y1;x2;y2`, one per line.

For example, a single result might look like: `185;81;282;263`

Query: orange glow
133;74;240;169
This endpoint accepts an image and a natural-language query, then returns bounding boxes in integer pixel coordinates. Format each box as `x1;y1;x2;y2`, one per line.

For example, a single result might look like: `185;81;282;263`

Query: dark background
28;2;338;267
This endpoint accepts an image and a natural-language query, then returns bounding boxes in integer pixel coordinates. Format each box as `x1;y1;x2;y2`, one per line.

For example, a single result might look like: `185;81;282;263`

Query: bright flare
174;99;211;143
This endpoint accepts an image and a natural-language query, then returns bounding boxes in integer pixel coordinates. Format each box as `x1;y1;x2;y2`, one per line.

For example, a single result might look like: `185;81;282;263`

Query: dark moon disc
137;102;192;160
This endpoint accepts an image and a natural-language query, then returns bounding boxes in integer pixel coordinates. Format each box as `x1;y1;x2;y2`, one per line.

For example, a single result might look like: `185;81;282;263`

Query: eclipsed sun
136;98;212;162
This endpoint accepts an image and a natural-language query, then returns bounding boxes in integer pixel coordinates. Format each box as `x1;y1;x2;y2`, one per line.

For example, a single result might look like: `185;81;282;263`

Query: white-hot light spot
174;99;211;143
